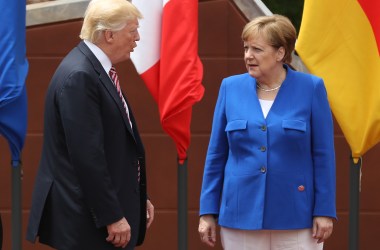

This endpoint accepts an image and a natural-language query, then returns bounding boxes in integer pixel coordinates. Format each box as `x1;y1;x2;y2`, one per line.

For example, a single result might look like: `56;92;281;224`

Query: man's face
110;18;140;64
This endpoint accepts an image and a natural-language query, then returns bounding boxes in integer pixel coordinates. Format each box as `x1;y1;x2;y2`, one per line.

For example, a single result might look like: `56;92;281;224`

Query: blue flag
0;0;28;163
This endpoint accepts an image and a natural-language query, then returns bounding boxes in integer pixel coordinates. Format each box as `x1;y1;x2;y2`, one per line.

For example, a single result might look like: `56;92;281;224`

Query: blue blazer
200;65;336;230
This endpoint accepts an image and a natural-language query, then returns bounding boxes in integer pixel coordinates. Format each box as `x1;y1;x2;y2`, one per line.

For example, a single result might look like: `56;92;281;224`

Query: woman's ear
277;47;286;61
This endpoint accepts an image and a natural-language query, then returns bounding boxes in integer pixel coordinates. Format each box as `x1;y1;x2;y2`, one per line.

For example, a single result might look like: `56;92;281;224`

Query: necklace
256;82;282;92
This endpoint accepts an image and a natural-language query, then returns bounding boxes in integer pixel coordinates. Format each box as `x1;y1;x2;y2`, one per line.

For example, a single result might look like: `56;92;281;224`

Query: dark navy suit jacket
26;41;147;249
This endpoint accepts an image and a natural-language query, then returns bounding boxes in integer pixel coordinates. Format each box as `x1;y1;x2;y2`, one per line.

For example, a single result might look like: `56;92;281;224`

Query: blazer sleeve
58;70;124;227
311;78;337;219
199;79;229;216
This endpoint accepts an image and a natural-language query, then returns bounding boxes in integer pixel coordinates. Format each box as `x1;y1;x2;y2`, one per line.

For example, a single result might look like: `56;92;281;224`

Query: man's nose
135;31;140;41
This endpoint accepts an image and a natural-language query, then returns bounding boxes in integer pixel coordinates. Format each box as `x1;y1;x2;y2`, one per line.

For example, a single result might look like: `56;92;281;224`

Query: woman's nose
246;51;254;59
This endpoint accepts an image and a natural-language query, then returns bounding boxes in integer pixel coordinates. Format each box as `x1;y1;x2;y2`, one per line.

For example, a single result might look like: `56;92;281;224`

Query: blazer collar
77;41;136;140
254;64;296;121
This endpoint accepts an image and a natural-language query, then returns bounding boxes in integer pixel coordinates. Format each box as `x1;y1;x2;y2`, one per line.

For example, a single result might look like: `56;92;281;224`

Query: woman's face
243;35;284;80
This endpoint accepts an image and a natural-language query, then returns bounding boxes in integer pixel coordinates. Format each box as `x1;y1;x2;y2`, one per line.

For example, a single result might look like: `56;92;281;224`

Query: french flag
131;0;204;163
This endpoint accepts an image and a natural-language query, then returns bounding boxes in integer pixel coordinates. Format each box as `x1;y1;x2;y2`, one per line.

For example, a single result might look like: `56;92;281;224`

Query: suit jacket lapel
99;74;135;138
265;65;295;122
77;41;136;141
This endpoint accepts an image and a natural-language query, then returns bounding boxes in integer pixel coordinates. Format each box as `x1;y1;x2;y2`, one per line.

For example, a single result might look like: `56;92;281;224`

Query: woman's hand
198;215;217;247
312;216;334;243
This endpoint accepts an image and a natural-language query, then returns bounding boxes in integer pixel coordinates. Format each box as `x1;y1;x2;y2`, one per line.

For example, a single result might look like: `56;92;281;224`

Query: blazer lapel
77;41;136;141
265;65;295;122
99;73;135;139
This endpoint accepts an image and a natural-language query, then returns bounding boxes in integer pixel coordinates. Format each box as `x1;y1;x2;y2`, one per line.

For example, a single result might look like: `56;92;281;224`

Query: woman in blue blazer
199;15;336;249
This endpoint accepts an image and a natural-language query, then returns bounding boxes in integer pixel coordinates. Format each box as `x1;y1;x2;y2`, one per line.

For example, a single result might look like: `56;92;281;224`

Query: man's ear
277;46;286;61
104;30;114;43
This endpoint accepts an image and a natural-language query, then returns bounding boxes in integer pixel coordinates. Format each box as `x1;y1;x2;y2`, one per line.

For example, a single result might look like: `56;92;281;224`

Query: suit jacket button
298;185;305;191
260;146;266;152
260;166;266;173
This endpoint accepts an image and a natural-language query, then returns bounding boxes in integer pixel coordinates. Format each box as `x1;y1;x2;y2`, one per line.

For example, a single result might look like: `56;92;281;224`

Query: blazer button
298;185;305;191
260;166;266;173
261;125;267;131
260;146;266;152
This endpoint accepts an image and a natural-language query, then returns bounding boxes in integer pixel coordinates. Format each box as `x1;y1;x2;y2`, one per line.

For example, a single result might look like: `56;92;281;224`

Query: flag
296;0;380;159
0;0;28;163
131;0;204;163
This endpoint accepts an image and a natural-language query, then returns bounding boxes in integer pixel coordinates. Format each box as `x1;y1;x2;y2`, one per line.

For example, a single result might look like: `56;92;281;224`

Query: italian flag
296;0;380;158
131;0;204;163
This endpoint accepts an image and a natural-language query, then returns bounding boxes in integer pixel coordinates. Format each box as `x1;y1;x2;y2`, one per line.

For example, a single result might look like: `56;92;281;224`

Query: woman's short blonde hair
241;14;296;64
80;0;142;43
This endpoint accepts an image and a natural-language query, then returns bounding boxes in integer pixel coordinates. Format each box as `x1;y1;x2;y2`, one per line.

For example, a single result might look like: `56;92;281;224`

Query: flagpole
349;155;361;250
11;160;22;250
178;158;188;250
0;212;3;249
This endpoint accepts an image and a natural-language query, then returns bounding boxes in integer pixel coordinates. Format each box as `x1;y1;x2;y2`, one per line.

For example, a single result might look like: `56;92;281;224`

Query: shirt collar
83;40;112;74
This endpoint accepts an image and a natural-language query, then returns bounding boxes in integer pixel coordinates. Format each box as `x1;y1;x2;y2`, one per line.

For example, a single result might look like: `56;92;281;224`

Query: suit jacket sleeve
311;78;337;219
199;79;229;216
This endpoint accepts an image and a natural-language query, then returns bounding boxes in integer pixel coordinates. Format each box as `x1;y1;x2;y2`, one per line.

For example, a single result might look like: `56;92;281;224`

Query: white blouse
258;99;274;118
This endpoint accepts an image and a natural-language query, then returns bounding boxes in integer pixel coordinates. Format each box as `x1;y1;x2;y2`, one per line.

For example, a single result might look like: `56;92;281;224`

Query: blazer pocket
282;120;306;132
225;120;248;151
225;120;247;132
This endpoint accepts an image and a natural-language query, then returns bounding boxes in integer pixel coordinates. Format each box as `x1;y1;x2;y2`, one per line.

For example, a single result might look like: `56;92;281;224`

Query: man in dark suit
26;0;154;249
